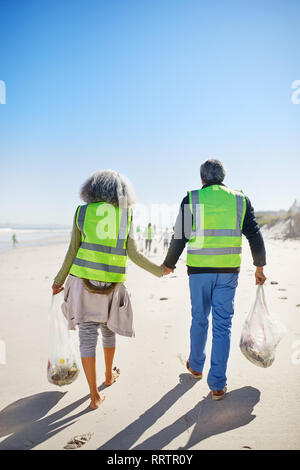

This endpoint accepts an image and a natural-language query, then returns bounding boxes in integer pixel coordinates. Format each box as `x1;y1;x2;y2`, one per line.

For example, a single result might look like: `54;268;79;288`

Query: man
163;159;266;400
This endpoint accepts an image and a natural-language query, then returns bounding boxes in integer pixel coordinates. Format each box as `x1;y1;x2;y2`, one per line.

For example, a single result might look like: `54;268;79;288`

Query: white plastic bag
240;285;286;368
47;294;80;386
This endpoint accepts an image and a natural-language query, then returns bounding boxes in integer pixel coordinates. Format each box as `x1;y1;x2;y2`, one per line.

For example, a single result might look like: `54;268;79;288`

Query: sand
0;236;299;450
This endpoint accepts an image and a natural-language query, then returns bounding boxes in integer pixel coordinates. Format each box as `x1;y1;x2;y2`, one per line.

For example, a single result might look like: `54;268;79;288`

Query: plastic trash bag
47;294;80;386
240;285;286;368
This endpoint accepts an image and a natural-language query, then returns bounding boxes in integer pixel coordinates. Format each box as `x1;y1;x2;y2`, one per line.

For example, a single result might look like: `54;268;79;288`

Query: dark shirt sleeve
163;195;191;269
242;196;266;267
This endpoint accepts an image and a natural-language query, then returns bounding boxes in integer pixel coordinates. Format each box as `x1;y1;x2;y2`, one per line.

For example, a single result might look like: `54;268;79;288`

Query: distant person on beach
162;227;170;254
145;223;153;255
12;233;18;248
52;170;166;409
136;224;141;245
162;159;266;400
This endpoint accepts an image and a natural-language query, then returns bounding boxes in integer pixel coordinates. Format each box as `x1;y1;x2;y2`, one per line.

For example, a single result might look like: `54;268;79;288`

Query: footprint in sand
176;353;186;366
106;366;120;386
64;433;93;450
183;414;193;434
24;440;34;447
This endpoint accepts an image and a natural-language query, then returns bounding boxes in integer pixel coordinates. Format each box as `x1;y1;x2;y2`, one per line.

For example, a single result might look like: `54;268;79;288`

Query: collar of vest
201;183;226;189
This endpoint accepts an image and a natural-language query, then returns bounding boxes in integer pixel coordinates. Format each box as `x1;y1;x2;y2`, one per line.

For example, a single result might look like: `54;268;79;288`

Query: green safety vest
69;202;132;282
186;185;246;268
146;226;153;240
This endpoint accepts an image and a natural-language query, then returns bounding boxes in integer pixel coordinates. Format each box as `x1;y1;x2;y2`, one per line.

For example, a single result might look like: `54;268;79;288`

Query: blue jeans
189;273;239;390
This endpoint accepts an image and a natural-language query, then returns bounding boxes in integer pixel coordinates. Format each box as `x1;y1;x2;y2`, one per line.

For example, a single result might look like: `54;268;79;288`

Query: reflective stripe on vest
77;204;88;238
69;202;132;282
117;207;130;248
72;257;126;274
187;247;242;256
80;242;126;256
186;186;246;268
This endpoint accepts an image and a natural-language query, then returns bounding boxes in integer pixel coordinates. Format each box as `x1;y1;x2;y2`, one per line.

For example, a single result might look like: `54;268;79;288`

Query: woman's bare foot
90;392;105;410
105;366;120;386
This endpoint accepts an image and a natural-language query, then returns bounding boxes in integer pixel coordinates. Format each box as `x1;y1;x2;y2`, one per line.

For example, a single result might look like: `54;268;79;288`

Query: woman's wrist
52;281;64;295
53;276;65;286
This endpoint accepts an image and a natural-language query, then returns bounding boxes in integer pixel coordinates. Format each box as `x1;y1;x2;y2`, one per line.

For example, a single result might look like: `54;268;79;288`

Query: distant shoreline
0;234;70;255
0;224;71;230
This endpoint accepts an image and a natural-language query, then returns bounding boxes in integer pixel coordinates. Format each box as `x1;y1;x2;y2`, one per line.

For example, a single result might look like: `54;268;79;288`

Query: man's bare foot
90;393;105;410
105;366;120;386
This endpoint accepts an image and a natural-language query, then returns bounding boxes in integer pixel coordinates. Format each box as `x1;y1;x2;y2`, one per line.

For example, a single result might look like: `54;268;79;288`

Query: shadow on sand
0;378;260;450
97;373;198;450
98;381;260;450
0;382;107;450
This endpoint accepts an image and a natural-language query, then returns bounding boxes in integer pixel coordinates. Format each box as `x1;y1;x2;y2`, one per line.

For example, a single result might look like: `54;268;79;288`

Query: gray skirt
61;274;135;337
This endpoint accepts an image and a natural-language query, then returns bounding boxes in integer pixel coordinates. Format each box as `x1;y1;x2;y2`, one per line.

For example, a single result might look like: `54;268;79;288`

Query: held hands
255;267;266;285
162;264;175;276
52;282;64;295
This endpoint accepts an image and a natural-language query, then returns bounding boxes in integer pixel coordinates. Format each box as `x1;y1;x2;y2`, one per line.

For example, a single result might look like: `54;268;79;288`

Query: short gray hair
80;170;136;206
200;159;226;184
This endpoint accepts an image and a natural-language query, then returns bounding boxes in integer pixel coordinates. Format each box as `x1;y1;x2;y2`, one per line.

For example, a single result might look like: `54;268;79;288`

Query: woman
52;170;165;409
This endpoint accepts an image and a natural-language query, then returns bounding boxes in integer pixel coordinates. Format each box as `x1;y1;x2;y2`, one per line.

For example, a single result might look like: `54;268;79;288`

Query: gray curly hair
200;159;226;185
80;170;136;207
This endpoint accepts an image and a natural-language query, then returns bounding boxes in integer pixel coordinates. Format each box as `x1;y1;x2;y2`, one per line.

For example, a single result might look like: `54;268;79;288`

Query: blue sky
0;0;299;225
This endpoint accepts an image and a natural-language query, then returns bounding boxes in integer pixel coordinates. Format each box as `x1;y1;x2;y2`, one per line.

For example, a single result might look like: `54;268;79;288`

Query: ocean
0;226;72;254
